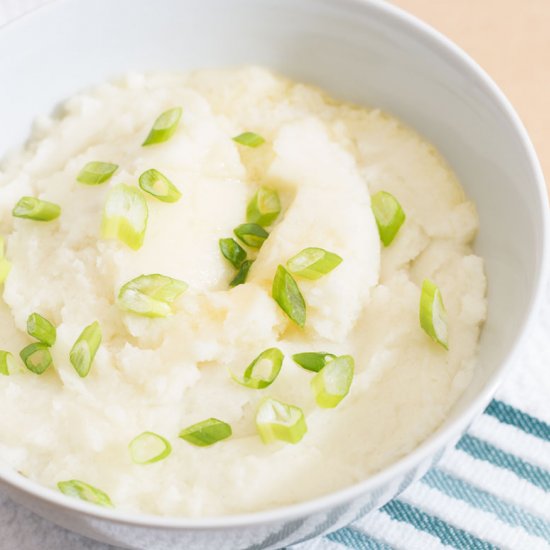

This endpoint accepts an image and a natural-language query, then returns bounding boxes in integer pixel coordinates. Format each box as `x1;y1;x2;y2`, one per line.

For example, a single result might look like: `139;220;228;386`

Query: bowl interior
0;0;547;522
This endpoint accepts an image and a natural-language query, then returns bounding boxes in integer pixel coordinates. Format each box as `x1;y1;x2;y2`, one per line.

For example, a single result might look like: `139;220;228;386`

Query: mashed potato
0;67;486;516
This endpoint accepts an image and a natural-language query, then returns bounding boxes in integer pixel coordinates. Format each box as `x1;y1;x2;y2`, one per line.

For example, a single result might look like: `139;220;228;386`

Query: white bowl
0;0;547;548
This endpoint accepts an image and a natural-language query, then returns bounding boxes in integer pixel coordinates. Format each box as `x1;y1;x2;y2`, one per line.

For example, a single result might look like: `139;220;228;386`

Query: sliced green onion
142;107;182;146
101;184;148;250
138;169;181;203
420;279;449;349
58;480;113;508
179;418;232;447
232;132;265;148
0;258;11;284
19;343;53;375
76;161;118;185
129;431;172;464
292;352;336;373
287;247;342;280
26;313;56;347
272;265;306;327
233;223;269;248
233;348;283;389
219;238;247;269
311;355;354;408
0;351;14;376
117;274;188;317
256;398;307;444
0;237;11;284
70;321;102;378
12;196;60;222
246;186;281;226
371;191;406;246
229;259;253;287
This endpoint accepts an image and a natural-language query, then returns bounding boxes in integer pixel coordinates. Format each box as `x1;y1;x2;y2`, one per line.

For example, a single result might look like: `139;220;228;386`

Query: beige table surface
393;0;550;193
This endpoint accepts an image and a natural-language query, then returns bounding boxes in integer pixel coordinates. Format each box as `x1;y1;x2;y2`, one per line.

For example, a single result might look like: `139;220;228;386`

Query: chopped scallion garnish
292;352;336;373
420;279;448;349
27;312;56;347
371;191;406;246
19;343;53;375
246;187;281;226
272;265;306;327
0;236;11;284
233;348;284;389
76;161;118;185
101;184;148;250
0;351;14;376
287;247;342;280
256;398;307;444
311;355;354;408
70;321;102;378
179;418;232;447
117;274;188;317
12;197;61;222
229;259;253;287
138;169;181;203
232;132;265;148
219;238;247;269
233;223;269;248
142;107;182;146
0;259;10;284
129;431;172;464
58;480;113;507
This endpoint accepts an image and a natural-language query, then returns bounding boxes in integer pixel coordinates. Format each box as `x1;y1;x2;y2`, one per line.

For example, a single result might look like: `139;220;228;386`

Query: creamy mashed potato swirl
0;68;486;516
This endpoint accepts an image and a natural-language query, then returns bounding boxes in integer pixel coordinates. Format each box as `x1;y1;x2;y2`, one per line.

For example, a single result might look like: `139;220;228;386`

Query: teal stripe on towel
485;400;550;441
423;469;550;540
326;528;393;550
457;434;550;491
382;499;498;549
